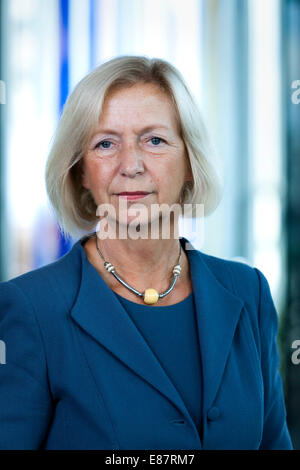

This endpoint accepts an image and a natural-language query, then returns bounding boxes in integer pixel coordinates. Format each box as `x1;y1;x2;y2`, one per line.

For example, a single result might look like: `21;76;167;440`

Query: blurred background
0;0;299;448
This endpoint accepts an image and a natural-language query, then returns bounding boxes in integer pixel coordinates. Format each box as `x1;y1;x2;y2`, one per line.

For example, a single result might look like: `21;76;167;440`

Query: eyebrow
93;125;171;136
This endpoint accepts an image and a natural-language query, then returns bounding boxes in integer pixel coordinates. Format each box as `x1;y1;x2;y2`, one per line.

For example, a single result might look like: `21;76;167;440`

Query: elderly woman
0;56;293;450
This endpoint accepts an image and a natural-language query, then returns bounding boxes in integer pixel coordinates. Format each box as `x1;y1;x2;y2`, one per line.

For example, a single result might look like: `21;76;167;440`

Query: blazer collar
70;235;244;433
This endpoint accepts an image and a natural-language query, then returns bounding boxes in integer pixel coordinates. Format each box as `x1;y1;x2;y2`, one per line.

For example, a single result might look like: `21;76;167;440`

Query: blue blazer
0;235;293;450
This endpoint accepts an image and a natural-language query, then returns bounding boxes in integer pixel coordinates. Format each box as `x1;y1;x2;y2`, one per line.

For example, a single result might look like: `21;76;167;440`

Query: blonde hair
45;55;223;239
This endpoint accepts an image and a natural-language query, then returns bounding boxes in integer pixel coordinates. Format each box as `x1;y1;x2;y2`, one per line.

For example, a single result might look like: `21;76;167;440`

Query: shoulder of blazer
196;248;261;312
1;240;83;315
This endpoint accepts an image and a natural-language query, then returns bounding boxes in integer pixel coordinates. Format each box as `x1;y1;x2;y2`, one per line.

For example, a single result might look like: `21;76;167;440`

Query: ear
80;160;90;189
184;152;193;183
185;164;193;183
185;172;193;183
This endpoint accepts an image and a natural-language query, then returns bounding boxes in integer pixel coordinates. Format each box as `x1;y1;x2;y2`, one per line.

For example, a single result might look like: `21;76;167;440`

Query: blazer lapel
184;238;245;416
70;235;244;433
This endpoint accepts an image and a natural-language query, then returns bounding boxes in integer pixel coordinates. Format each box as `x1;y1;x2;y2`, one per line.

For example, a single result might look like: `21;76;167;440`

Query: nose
119;142;144;178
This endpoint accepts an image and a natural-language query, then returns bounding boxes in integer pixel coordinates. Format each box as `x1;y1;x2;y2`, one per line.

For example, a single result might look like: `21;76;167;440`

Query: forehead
100;82;178;125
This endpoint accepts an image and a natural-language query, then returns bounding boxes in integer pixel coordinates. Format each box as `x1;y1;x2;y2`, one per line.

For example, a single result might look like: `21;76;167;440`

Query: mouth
115;191;153;200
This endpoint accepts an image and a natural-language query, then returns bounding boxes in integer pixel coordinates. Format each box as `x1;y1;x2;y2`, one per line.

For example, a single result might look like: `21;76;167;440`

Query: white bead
173;265;181;275
105;262;115;272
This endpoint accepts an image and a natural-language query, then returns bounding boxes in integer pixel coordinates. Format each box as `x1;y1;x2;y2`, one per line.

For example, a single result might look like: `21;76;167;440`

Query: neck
85;231;189;294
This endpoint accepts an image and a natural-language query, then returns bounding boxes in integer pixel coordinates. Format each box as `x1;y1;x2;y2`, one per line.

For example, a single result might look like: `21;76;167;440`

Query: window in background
248;0;284;310
1;0;285;315
3;0;60;280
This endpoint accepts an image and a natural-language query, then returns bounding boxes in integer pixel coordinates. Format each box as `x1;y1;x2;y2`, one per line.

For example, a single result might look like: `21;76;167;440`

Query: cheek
166;159;187;183
152;157;185;192
82;160;111;191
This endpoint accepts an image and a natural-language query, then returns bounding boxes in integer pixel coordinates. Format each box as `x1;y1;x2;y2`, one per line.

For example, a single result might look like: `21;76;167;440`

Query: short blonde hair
45;55;223;239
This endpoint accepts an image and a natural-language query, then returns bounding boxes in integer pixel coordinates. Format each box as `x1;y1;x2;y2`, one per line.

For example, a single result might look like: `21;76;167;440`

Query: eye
95;140;112;150
149;137;166;146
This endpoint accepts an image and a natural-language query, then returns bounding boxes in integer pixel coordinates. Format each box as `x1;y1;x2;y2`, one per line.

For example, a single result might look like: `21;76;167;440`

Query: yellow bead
143;288;159;305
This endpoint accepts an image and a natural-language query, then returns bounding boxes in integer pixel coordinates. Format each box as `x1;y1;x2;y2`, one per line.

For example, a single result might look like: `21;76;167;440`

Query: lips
117;191;151;195
115;191;153;200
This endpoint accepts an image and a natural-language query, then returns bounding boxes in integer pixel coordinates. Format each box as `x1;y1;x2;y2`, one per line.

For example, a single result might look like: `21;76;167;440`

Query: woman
0;56;293;450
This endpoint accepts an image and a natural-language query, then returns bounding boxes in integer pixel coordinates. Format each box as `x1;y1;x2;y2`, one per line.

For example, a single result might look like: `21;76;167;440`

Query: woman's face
81;82;192;231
